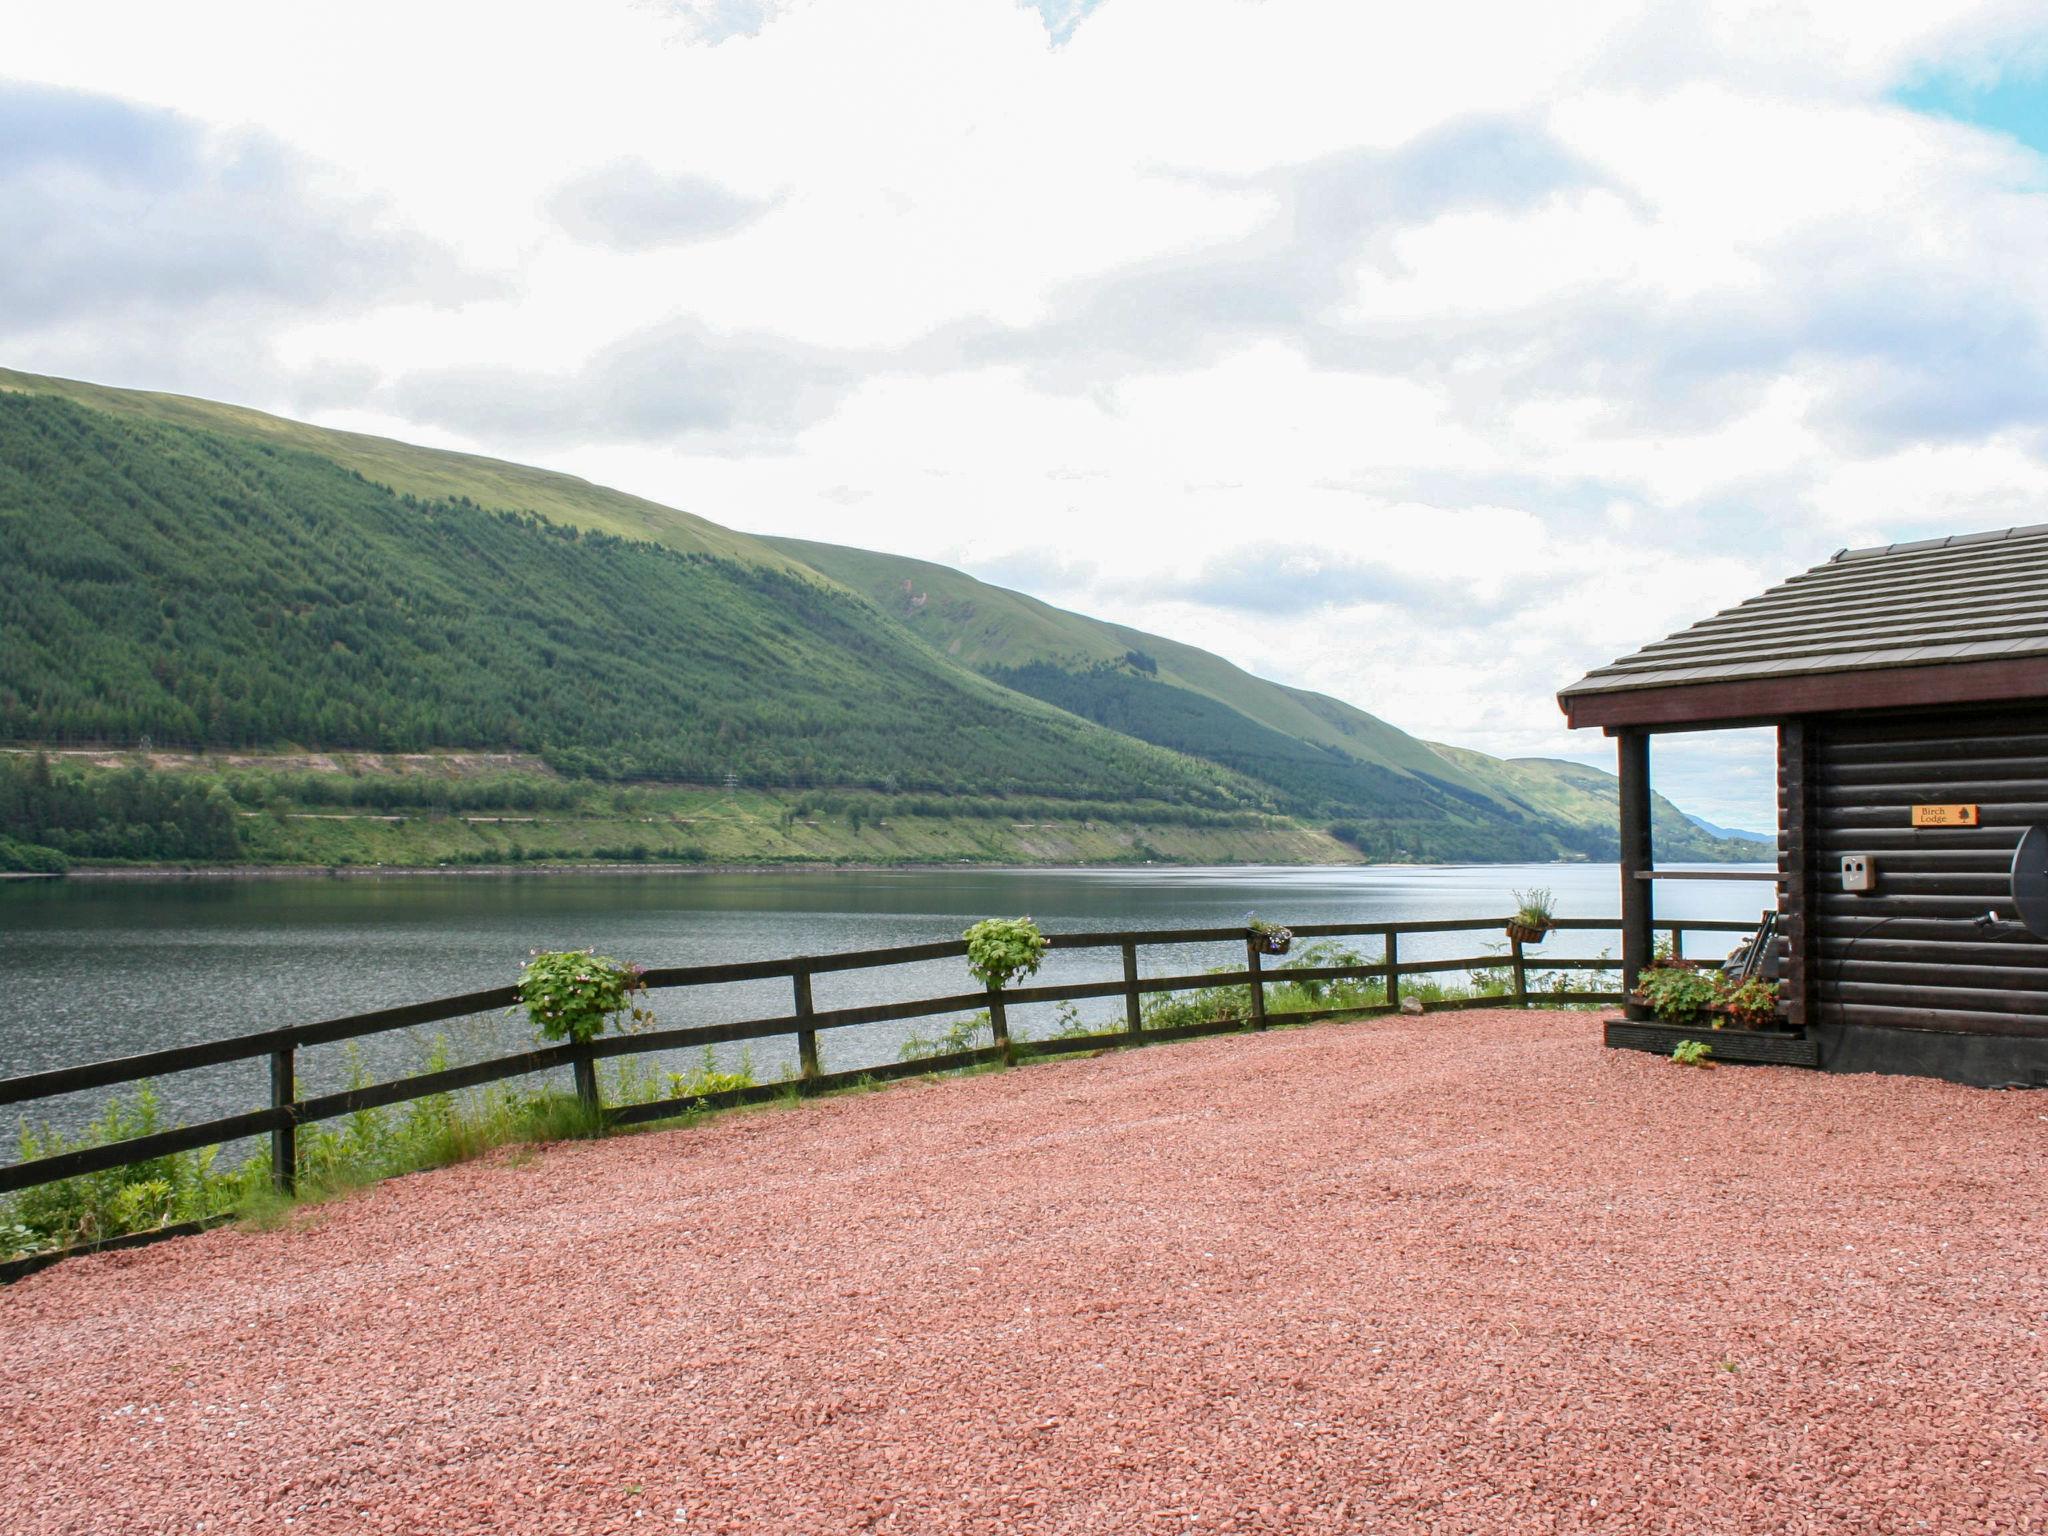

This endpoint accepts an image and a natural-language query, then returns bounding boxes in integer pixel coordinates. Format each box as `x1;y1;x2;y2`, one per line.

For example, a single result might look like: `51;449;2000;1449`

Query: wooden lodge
1560;524;2048;1088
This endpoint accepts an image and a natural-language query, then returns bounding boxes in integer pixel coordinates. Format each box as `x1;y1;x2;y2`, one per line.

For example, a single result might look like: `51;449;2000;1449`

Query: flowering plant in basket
1504;888;1555;945
1246;914;1293;955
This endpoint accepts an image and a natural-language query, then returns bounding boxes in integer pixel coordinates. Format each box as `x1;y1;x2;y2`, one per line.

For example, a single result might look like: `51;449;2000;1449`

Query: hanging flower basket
1246;919;1293;956
1504;888;1555;946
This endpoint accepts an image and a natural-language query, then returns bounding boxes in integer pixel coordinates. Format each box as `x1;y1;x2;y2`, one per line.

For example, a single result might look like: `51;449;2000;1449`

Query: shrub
0;835;69;873
515;949;653;1043
962;917;1049;992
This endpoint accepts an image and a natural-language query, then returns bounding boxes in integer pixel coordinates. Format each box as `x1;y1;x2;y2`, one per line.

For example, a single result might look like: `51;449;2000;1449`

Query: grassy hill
1422;747;1774;862
769;538;1766;862
0;368;1768;869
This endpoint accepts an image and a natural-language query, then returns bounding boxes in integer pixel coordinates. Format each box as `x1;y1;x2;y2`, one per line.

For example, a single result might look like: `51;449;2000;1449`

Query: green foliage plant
899;1012;993;1062
962;917;1049;992
515;949;653;1044
4;1082;262;1257
1671;1039;1714;1068
1636;959;1721;1024
1051;1001;1097;1039
663;1047;758;1105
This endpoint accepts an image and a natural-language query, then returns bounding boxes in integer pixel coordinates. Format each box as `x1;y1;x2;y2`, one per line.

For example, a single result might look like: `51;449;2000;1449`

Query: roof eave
1558;655;2048;733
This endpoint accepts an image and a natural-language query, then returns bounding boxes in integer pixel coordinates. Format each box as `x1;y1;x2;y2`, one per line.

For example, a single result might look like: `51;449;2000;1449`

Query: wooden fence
0;913;1757;1221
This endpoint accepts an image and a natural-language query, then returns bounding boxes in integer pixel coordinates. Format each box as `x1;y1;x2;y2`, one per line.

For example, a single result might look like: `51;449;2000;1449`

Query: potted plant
1246;914;1293;956
1633;956;1720;1024
1504;888;1555;945
1715;975;1781;1030
1608;961;1813;1066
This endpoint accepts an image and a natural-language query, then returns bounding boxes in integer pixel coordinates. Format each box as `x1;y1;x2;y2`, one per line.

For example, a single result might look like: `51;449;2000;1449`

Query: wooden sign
1911;804;1979;827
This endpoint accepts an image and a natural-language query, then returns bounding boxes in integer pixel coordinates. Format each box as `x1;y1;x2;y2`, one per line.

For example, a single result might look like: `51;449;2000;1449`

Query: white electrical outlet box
1840;853;1877;894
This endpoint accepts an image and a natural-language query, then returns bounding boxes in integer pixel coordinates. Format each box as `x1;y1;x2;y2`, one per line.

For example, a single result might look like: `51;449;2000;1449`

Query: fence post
269;1047;296;1196
1246;938;1267;1029
572;1044;601;1116
1511;936;1528;1009
1383;929;1401;1011
1670;926;1683;962
793;964;821;1086
988;988;1012;1066
1121;942;1142;1036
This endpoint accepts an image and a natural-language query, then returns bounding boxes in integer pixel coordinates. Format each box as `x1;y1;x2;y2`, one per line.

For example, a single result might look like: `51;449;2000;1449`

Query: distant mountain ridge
1686;813;1775;845
0;367;1767;865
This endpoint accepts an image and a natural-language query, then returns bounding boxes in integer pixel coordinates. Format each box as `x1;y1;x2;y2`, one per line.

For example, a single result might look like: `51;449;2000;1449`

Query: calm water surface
0;863;1774;1143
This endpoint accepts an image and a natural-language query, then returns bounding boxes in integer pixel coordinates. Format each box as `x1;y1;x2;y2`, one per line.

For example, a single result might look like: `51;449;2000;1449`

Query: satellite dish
2014;826;2048;939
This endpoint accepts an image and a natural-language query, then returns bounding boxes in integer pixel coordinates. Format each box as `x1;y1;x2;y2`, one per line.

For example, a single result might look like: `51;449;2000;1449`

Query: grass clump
4;1083;265;1260
899;1011;995;1062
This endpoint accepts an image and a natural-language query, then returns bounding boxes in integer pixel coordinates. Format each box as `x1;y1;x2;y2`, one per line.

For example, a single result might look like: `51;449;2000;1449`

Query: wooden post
1617;728;1654;1015
572;1045;601;1115
1510;936;1528;1009
1670;926;1684;962
793;965;820;1085
1121;942;1142;1036
1383;928;1401;1011
1246;938;1267;1030
268;1047;296;1196
988;989;1011;1065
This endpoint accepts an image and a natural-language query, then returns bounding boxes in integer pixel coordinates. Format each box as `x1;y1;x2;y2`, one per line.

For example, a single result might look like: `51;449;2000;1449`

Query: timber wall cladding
1812;706;2048;1037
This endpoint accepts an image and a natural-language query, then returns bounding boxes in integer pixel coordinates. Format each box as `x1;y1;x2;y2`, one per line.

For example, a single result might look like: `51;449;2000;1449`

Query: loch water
0;862;1775;1144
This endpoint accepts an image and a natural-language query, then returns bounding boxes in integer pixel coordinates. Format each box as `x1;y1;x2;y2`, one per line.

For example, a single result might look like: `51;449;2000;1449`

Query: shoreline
8;856;1385;883
0;852;1766;884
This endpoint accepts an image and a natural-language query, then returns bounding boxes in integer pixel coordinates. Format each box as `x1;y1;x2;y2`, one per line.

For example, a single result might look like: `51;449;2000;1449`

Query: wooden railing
0;914;1757;1207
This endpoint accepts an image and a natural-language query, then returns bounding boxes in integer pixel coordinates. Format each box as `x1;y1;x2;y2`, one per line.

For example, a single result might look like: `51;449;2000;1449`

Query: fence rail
0;913;1759;1204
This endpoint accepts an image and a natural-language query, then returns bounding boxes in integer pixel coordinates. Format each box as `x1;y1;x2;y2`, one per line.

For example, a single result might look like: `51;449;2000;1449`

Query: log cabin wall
1809;705;2048;1040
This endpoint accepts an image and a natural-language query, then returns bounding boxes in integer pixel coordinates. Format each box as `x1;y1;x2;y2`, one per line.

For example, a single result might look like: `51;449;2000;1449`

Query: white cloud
8;0;2048;827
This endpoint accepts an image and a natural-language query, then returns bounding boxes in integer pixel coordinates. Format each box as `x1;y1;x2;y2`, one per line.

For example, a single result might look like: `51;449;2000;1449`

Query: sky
7;1;2048;832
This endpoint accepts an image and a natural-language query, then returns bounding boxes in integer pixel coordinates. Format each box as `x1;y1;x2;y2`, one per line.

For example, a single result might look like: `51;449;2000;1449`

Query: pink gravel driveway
4;1007;2045;1535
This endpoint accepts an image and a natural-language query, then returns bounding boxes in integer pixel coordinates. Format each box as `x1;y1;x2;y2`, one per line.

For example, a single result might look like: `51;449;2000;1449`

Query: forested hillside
0;394;1243;803
0;370;1768;869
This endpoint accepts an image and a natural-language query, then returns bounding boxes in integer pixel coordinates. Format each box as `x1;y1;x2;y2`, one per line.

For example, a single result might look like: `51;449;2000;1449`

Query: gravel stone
5;1008;2045;1534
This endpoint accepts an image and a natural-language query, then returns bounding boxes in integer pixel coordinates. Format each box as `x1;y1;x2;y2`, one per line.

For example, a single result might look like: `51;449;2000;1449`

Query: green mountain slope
0;367;803;571
0;391;1247;804
0;367;1766;866
765;537;1503;798
1423;747;1775;861
767;537;1765;862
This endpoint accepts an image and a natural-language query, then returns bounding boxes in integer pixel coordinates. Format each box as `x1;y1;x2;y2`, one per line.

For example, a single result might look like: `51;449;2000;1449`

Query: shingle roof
1559;523;2048;702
